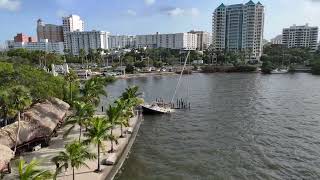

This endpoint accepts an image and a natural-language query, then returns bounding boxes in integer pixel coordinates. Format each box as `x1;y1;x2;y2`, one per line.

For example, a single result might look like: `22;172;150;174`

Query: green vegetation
51;141;96;180
17;158;53;180
261;44;320;74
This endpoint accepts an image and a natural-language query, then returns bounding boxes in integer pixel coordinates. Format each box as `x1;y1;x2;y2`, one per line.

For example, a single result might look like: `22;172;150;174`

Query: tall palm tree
106;105;122;153
64;71;78;103
63;101;94;141
79;49;86;65
84;117;111;172
51;141;95;180
9;86;32;154
115;99;130;138
17;158;52;180
81;77;107;106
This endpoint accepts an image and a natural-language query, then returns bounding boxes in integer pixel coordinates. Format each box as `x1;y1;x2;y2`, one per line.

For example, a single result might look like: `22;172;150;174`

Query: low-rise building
271;35;282;44
7;39;64;54
14;33;36;43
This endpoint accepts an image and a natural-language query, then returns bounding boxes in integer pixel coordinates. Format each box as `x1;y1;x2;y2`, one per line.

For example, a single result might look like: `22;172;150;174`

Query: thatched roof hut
0;98;70;149
0;144;13;172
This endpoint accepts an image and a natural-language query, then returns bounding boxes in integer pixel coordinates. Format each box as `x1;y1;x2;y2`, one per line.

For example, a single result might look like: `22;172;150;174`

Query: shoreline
6;111;143;180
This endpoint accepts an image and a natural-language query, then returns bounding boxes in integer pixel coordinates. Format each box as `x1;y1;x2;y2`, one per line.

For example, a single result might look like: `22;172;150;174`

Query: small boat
271;68;288;74
141;103;173;114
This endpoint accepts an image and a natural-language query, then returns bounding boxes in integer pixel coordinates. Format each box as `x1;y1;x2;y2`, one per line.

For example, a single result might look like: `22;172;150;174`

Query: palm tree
17;158;52;180
9;86;32;154
114;99;128;138
63;101;94;141
64;71;78;103
0;90;10;126
84;117;111;172
121;86;143;111
79;49;86;65
51;141;95;180
81;77;107;106
106;105;122;153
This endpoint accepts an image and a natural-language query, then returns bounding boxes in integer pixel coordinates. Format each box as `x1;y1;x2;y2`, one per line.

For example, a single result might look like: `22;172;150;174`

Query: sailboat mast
170;51;190;104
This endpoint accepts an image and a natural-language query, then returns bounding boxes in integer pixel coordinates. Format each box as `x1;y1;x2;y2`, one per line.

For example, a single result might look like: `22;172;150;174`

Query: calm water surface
103;73;320;180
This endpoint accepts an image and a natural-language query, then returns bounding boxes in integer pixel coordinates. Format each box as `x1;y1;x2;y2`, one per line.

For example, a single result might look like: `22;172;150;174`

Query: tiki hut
0;144;13;172
0;98;70;151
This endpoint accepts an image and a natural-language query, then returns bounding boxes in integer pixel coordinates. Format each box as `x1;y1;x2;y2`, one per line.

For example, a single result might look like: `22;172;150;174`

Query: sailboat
141;51;191;114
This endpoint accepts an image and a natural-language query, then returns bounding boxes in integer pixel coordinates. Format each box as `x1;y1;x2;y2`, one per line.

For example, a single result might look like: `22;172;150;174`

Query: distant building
136;32;198;50
271;35;282;44
108;35;136;49
62;15;85;48
7;39;64;54
188;30;211;51
37;19;64;43
212;1;265;61
65;31;109;55
282;24;319;52
14;33;36;43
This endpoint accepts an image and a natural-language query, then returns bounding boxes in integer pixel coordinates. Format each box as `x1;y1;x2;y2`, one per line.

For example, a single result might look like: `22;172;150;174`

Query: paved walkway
7;114;141;180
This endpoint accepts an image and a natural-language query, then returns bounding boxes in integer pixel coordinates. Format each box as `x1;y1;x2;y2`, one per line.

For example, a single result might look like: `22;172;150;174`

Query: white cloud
0;0;20;11
163;7;200;17
144;0;155;5
167;8;184;16
126;9;137;16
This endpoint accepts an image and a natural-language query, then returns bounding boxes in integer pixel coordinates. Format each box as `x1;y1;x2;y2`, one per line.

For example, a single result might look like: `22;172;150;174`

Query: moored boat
141;103;173;114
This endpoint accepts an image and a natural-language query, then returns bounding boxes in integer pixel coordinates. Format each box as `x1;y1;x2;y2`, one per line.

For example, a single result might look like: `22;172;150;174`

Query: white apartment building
108;35;136;49
7;39;64;54
282;24;319;52
212;1;265;61
62;15;84;48
65;31;109;55
136;32;198;50
271;35;282;44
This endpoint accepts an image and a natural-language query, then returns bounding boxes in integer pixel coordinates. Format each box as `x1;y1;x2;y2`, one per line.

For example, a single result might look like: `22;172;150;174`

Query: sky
0;0;320;44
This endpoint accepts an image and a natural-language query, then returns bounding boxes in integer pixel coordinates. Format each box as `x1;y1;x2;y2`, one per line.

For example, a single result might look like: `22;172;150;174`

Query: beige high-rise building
212;1;265;61
62;15;85;48
189;30;211;51
37;19;64;43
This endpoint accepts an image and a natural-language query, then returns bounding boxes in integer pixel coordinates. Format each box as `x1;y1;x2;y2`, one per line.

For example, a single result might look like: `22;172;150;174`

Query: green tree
84;117;111;172
79;49;86;65
81;77;111;106
9;86;32;154
0;90;10;126
51;141;96;180
64;71;78;103
63;101;94;141
261;61;274;74
106;105;122;153
17;158;53;180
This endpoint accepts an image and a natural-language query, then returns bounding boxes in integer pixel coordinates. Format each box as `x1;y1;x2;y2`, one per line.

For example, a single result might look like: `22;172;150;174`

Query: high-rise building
37;19;64;43
282;24;319;52
14;33;36;43
65;31;109;55
136;32;198;50
271;35;282;45
108;35;136;49
62;15;84;48
212;1;265;61
189;30;211;51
